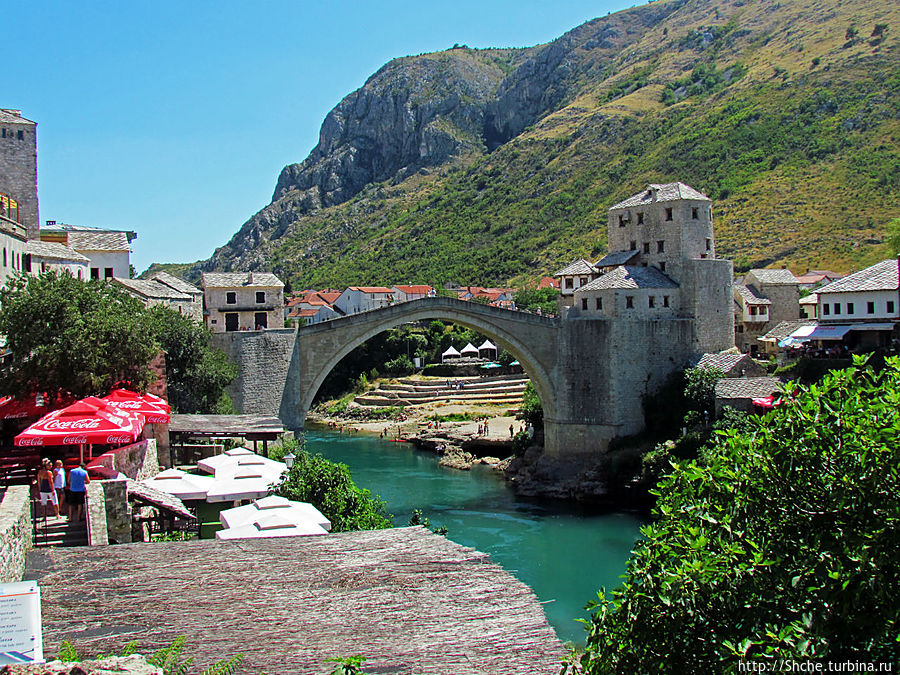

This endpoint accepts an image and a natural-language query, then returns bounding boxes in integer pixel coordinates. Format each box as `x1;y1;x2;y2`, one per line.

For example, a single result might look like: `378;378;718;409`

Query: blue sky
10;0;634;272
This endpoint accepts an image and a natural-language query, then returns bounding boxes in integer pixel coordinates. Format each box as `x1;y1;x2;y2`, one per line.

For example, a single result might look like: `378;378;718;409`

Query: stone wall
85;482;108;546
213;328;300;425
102;479;132;544
89;439;159;481
0;111;39;239
0;485;31;583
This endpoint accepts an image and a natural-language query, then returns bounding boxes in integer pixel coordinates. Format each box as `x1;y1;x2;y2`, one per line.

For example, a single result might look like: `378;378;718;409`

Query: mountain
182;0;899;287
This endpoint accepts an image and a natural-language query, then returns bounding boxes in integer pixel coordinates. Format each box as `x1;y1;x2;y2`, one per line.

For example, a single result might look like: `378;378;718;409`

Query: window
630;241;637;251
225;313;239;332
706;238;712;251
643;242;650;254
663;295;670;307
579;277;587;286
618;215;625;227
846;302;854;315
659;262;666;272
823;304;830;316
78;270;83;280
595;297;602;310
2;248;6;267
692;207;699;220
637;212;644;225
17;130;23;140
104;267;114;279
737;324;744;333
867;301;875;314
665;207;673;221
834;303;841;314
581;298;588;310
256;291;266;303
226;292;237;304
91;267;100;280
254;312;268;329
648;296;655;308
626;296;634;309
565;278;574;289
657;240;665;253
889;301;896;314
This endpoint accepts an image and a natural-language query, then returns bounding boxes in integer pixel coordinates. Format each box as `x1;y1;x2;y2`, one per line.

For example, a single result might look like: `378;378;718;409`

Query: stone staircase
33;514;89;547
355;374;529;408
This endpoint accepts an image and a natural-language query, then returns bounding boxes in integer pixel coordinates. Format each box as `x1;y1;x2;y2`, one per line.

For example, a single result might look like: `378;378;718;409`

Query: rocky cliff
188;0;900;285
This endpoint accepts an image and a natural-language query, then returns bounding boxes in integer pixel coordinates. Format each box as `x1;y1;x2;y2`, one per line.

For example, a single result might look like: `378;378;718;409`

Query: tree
517;381;543;427
886;217;900;256
570;356;900;671
513;287;559;315
682;366;724;427
0;272;159;398
146;305;238;413
274;438;392;532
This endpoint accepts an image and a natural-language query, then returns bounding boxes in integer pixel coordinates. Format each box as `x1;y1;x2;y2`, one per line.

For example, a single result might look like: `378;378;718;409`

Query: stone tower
0;110;38;240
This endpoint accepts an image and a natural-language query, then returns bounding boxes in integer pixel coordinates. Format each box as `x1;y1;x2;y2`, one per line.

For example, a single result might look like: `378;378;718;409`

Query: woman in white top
53;460;66;510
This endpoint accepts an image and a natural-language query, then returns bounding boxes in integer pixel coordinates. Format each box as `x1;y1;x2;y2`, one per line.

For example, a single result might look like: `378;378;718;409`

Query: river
305;429;642;645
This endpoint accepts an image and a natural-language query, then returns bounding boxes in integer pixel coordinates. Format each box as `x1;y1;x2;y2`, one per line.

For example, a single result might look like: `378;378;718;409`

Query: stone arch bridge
213;297;701;457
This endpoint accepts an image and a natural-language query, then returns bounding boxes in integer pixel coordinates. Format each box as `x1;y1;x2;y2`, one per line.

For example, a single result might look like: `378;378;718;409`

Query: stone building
150;271;204;322
202;272;284;332
0;110;38;240
0;193;27;288
733;268;800;354
113;278;197;318
40;222;136;279
24;239;89;279
565;182;734;354
554;259;598;305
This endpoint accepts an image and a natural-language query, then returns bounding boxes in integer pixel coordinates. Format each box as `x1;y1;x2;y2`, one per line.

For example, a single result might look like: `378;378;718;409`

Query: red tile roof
393;285;434;295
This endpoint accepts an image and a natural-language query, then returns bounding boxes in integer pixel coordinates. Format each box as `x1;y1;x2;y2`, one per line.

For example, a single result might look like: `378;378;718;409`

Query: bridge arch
293;298;560;427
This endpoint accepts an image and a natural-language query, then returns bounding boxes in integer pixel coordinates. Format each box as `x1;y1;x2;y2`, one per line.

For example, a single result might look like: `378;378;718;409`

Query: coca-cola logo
44;418;101;431
110;401;141;409
106;434;132;444
63;435;88;444
18;437;43;446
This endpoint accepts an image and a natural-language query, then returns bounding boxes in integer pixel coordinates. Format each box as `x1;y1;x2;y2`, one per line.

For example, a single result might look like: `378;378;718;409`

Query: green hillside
186;0;899;287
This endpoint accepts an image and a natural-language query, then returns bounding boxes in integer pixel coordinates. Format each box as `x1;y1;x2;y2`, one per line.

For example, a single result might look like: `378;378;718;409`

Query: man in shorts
68;462;90;522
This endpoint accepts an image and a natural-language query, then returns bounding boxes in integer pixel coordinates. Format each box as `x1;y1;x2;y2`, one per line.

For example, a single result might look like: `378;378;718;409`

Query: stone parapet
89;439;159;481
102;479;132;544
0;486;31;583
85;482;108;546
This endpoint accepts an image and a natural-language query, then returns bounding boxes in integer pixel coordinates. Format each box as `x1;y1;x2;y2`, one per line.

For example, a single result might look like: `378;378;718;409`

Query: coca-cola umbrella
14;397;145;461
100;388;170;424
0;392;75;420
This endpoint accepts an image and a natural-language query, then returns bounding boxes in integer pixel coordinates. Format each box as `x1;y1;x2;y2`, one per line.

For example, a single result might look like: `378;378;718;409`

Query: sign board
0;581;43;664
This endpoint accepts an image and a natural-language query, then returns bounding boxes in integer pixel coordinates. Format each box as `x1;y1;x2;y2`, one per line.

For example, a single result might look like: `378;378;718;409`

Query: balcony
217;304;276;313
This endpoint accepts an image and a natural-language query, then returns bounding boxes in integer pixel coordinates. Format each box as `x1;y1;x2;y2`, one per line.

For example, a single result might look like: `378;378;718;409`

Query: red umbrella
14;396;145;448
100;388;171;423
0;392;75;420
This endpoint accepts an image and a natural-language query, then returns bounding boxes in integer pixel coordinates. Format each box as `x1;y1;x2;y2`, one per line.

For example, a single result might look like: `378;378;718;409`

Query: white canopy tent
145;468;214;501
198;451;286;480
477;339;498;359
460;342;479;358
441;345;461;362
205;469;278;503
220;495;331;531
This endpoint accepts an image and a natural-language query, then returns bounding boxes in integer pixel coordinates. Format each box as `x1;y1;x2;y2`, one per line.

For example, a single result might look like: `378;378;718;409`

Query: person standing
52;460;66;512
68;462;90;522
36;459;58;518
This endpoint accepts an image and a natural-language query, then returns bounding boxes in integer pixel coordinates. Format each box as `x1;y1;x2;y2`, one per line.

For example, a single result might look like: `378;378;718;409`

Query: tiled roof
538;277;560;289
748;268;799;285
114;278;192;300
349;286;394;293
202;272;284;288
715;377;783;400
760;319;816;342
817;260;898;294
392;285;434;294
595;250;638;268
127;479;194;520
578;265;678;291
610;182;710;210
317;292;341;304
25;240;89;263
554;259;597;276
0;109;35;125
799;294;818;305
695;352;749;373
151;271;201;296
68;230;131;252
734;284;772;305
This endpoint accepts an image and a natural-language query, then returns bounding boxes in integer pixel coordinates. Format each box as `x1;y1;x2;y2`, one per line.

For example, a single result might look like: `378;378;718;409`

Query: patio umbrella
215;513;329;540
145;468;214;500
15;397;145;450
480;362;502;369
0;392;75;420
205;469;278;503
220;495;331;531
100;389;171;423
198;448;284;477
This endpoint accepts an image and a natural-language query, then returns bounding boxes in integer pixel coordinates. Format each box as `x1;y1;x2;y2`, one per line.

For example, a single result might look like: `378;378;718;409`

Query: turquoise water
305;430;642;645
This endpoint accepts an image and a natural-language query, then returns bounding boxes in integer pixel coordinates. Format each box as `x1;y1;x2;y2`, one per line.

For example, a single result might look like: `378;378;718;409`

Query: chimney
248;271;254;285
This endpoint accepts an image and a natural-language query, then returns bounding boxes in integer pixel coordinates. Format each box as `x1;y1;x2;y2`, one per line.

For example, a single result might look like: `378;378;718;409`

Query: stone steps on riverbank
355;391;525;407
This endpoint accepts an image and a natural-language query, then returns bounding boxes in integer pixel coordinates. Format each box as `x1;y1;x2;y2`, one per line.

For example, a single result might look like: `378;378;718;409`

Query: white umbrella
212;454;286;480
146;468;214;500
205;469;277;503
220;495;331;531
215;513;329;540
197;447;257;475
